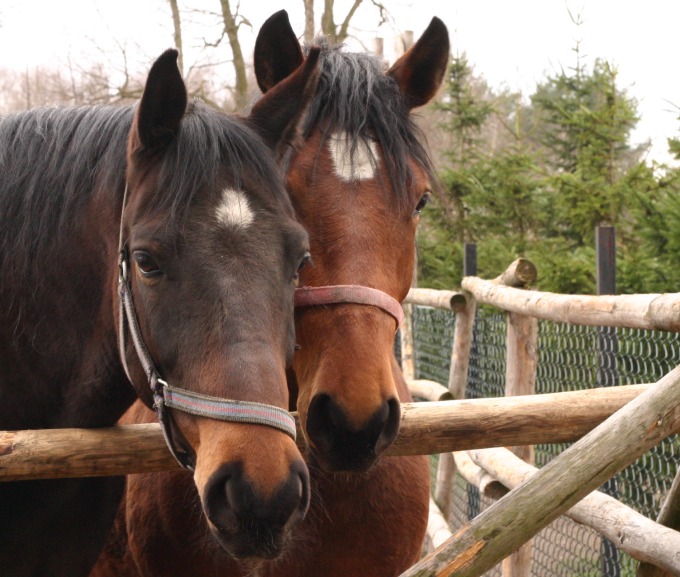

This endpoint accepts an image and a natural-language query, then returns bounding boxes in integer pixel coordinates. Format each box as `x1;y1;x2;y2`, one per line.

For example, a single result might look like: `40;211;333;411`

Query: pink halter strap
294;285;404;331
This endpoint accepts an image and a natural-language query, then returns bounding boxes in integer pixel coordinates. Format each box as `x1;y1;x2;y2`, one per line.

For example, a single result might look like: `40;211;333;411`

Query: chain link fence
410;305;680;576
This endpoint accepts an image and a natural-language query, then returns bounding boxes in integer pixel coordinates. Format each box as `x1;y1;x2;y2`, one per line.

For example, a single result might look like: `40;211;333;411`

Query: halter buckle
118;250;129;284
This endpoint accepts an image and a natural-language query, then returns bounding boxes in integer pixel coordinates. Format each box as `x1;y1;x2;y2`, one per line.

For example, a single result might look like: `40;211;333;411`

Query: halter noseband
294;285;404;331
116;184;296;471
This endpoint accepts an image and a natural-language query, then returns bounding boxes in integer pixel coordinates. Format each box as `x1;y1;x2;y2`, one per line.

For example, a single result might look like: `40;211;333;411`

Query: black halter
116;184;297;471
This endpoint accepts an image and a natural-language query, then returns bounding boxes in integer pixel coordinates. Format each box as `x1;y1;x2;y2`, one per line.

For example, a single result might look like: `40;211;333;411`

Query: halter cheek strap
294;285;404;331
116;184;296;471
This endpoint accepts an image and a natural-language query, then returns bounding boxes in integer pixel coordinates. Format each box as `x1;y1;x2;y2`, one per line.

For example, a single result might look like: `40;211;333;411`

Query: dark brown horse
91;11;449;577
0;46;320;577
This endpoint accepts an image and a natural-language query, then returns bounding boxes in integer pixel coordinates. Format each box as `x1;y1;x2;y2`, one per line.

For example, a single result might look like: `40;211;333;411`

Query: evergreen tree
531;53;640;246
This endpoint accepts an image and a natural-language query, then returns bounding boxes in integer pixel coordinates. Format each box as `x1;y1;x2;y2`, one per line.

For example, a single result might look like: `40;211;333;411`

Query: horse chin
209;524;289;561
307;446;380;474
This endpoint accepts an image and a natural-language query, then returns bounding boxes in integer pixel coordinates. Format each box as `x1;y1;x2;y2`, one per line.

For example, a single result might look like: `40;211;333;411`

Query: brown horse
0;47;320;577
91;11;449;577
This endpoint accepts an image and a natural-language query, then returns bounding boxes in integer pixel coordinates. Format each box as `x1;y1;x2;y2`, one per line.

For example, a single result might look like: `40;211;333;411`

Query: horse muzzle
202;458;310;559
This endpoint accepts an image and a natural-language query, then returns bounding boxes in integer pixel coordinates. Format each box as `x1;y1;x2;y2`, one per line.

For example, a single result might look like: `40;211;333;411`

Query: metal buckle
118;250;128;284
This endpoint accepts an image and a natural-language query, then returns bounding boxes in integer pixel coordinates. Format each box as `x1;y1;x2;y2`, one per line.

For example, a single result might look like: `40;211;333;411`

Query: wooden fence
400;258;680;577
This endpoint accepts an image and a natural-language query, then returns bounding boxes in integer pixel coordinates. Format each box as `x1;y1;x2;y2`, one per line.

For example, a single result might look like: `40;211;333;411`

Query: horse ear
132;49;188;153
254;10;304;93
387;17;450;109
247;46;320;157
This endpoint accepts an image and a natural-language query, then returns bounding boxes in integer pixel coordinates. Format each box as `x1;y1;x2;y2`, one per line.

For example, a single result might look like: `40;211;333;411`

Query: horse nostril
296;461;311;516
375;397;400;454
306;393;336;447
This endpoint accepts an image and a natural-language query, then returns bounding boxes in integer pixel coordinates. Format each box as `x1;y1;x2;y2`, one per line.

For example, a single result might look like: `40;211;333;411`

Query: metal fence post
597;225;621;577
462;243;481;522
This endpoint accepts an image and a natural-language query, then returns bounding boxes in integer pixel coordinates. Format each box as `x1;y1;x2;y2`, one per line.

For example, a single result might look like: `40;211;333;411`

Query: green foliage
532;57;640;245
435;53;493;166
527;240;596;293
416;201;463;290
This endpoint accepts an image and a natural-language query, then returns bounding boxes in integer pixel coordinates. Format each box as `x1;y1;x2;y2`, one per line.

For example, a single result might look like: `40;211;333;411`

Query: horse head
118;48;319;559
255;11;449;472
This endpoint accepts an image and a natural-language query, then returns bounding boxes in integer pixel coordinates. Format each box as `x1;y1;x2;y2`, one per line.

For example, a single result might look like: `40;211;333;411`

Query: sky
1;1;679;164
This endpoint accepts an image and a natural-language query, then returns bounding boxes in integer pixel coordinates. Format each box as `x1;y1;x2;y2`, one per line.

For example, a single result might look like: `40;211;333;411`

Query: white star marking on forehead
215;188;255;230
327;131;379;181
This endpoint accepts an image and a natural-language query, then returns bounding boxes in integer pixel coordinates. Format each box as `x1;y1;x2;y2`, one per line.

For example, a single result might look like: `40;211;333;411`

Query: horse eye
133;250;162;277
413;192;431;215
298;252;312;272
294;252;312;283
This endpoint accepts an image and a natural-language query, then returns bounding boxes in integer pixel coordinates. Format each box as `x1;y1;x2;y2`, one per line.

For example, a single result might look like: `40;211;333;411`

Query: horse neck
0;107;134;428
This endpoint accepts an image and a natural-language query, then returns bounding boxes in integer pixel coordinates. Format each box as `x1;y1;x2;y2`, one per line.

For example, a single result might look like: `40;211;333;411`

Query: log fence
401;256;680;576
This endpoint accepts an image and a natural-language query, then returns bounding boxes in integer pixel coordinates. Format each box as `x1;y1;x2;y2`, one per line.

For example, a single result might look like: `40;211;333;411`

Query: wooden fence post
401;301;416;381
433;244;477;518
500;260;538;577
400;253;419;382
0;384;652;480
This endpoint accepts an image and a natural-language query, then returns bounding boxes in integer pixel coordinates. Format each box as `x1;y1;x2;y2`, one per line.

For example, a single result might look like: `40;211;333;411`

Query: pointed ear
388;17;450;109
254;10;304;93
247;46;320;157
131;49;187;154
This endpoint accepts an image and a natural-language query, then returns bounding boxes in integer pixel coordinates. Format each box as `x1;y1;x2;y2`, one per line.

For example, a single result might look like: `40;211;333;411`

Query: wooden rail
0;385;649;481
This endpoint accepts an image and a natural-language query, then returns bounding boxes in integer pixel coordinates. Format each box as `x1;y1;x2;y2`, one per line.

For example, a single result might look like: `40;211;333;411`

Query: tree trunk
167;0;184;76
218;0;248;110
470;447;680;575
303;0;315;44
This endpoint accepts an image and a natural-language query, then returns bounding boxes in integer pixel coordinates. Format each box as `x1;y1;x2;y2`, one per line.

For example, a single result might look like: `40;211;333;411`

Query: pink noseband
294;285;404;331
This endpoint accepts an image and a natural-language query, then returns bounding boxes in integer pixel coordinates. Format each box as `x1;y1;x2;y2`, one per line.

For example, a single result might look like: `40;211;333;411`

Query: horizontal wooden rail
461;276;680;331
405;288;467;311
0;384;648;481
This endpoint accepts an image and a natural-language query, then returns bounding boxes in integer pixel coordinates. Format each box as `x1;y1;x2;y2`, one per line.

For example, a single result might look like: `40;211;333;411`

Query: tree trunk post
501;260;538;577
434;244;477;519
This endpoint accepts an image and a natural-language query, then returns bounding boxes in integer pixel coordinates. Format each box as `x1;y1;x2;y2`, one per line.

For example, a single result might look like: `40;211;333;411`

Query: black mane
0;100;287;294
300;39;438;209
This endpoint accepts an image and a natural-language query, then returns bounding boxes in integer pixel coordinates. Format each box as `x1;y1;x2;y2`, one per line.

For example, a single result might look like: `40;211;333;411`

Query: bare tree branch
167;0;184;75
337;0;363;43
304;0;315;44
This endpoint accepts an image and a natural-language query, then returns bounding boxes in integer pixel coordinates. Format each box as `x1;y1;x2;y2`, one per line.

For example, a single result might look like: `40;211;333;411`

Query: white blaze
215;188;255;230
327;131;379;181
